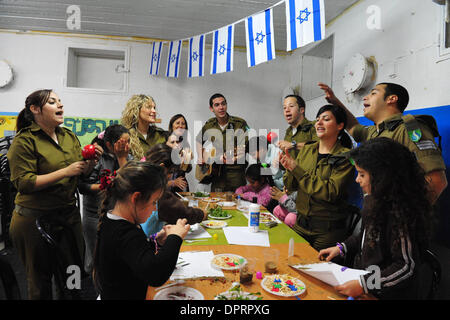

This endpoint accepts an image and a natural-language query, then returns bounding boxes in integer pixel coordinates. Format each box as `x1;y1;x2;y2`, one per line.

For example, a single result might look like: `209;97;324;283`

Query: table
146;192;372;300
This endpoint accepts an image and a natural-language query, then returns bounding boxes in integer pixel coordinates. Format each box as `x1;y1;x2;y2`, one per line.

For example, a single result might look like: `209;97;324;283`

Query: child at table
270;187;298;228
318;138;432;300
92;161;190;300
235;164;272;208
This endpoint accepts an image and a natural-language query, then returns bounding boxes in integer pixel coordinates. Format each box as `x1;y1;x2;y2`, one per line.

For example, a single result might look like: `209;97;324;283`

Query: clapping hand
279;151;297;172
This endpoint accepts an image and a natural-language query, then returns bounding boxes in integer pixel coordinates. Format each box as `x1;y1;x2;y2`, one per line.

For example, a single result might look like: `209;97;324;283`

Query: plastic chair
0;256;21;300
35;216;86;300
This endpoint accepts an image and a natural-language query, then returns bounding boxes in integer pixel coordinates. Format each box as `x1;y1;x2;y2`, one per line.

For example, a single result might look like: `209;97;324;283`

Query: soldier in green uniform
280;105;355;251
277;95;318;193
7;89;101;299
195;93;249;192
121;94;167;160
318;82;447;204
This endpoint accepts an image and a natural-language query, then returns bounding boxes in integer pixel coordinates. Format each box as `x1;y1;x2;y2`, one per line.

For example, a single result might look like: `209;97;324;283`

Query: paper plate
211;253;247;271
153;286;204;300
201;220;227;229
217;201;235;207
261;274;306;297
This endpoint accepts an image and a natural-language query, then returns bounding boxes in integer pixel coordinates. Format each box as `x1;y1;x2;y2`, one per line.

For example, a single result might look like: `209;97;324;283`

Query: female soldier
166;114;192;192
7;89;101;299
121;94;166;160
280;105;355;251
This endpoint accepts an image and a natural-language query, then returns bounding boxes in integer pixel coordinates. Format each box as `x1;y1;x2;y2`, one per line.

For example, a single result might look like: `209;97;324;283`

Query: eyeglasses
213;101;227;108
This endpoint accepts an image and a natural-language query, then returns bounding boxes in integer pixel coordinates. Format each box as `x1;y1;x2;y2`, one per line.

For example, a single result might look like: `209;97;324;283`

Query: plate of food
211;254;247;271
261;274;306;297
153;286;204;300
193;191;210;199
201;220;227;229
208;206;232;220
216;201;235;208
260;212;279;224
215;283;262;300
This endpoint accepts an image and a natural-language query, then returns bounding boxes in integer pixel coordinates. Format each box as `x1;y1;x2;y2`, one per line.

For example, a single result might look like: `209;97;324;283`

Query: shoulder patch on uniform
415;140;438;151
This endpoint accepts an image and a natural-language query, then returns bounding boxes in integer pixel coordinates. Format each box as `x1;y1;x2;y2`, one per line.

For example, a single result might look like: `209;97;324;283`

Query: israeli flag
166;40;182;78
285;0;325;51
149;41;163;75
245;8;276;67
188;35;205;78
211;25;234;75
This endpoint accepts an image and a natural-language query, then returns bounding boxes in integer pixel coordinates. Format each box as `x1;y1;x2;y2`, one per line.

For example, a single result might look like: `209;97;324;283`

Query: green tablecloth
184;209;307;246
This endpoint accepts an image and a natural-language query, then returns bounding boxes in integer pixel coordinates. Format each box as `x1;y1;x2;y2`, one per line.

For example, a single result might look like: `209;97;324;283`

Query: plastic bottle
248;202;260;233
236;195;241;208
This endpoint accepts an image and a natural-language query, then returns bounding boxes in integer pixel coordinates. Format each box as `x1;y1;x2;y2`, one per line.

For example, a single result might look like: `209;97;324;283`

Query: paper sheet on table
223;226;270;247
184;223;212;240
170;251;224;280
290;262;369;287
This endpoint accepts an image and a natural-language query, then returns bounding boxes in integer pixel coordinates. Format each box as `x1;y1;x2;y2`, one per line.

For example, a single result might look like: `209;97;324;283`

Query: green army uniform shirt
284;118;318;159
283;118;318;192
196;114;249;189
286;141;354;235
7;121;83;210
352;114;445;174
130;126;167;157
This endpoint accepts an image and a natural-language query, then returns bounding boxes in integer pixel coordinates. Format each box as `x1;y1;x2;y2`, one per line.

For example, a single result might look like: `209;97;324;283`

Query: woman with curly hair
121;94;167;160
319;137;432;300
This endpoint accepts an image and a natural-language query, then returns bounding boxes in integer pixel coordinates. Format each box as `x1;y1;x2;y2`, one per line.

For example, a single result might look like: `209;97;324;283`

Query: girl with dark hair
279;105;355;251
7;89;101;299
319;138;432;299
167;114;193;192
140;144;205;236
235;164;272;208
79;124;132;274
93;161;189;300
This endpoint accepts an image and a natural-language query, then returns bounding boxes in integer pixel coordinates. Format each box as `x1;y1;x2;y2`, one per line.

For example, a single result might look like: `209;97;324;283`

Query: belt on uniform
297;215;346;232
14;204;73;218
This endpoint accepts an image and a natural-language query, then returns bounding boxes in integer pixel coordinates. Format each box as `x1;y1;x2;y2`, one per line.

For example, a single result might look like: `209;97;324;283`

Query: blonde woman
121;94;167;160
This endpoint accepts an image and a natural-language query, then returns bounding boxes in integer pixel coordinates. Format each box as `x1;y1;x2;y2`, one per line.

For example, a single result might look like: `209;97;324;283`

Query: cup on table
239;258;256;284
226;191;233;202
214;188;223;193
182;199;189;207
263;248;279;274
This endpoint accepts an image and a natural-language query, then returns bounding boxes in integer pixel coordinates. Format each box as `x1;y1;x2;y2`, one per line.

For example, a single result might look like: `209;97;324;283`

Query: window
64;44;129;93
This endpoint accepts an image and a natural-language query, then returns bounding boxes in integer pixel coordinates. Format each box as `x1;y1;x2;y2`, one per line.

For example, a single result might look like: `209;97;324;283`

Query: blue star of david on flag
170;54;177;63
192;51;199;62
218;44;226;56
153;54;158;62
255;31;265;45
297;8;311;24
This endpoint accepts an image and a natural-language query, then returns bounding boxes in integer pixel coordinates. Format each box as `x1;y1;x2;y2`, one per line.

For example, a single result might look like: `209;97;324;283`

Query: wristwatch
291;140;297;149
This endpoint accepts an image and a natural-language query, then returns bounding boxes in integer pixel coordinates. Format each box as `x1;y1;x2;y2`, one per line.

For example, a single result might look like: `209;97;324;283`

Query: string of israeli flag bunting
149;0;325;78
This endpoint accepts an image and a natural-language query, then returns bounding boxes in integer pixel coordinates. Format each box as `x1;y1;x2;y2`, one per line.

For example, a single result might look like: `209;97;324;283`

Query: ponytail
17;89;52;131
